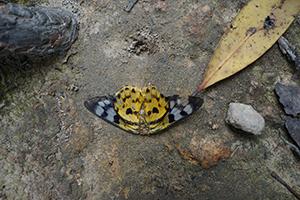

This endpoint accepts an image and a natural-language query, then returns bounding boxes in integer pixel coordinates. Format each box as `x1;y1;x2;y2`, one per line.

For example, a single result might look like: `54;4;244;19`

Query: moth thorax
140;109;144;115
138;108;149;135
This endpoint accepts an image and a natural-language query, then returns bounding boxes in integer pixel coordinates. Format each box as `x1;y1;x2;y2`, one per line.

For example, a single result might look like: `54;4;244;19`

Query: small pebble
212;124;219;130
156;2;166;11
226;103;265;135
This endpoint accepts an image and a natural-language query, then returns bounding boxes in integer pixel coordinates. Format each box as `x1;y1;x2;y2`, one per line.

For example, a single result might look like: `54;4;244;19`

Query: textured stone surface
226;103;265;135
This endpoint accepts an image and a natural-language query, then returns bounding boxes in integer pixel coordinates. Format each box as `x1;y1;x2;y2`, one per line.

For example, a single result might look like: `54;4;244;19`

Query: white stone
226;103;265;135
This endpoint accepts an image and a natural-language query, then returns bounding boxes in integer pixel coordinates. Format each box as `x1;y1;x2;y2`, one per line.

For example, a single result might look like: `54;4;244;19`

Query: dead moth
84;85;203;135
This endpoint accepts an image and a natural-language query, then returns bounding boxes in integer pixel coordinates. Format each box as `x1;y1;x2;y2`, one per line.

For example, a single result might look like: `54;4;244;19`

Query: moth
84;85;203;135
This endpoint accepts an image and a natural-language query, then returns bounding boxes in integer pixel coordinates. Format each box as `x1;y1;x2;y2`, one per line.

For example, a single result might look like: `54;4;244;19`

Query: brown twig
230;146;240;158
271;171;300;200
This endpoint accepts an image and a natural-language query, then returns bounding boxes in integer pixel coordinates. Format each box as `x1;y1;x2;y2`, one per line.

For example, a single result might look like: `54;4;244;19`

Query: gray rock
226;103;265;135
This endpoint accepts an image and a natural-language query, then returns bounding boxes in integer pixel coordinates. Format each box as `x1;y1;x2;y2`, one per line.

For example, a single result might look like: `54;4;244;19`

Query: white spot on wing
183;104;192;114
171;107;182;121
98;101;105;107
170;107;179;115
106;107;117;121
95;106;104;116
104;100;111;105
170;101;175;109
174;113;183;120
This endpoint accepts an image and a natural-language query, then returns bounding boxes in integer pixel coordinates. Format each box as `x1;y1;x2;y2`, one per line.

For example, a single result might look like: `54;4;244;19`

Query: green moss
10;163;15;174
252;67;262;75
14;185;18;194
185;161;202;173
26;165;33;173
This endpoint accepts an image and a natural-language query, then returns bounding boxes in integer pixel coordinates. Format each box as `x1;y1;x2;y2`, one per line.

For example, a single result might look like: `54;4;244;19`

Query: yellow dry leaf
193;0;300;96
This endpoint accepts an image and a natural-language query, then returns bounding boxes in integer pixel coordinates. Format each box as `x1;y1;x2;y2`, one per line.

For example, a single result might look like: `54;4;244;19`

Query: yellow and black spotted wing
84;85;203;135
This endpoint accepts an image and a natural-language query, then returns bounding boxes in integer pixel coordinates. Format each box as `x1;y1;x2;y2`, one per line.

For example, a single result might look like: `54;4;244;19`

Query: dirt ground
1;0;300;199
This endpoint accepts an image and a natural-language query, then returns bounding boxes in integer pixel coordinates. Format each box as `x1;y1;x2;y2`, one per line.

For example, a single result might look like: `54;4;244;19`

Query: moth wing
142;85;169;125
84;95;139;134
148;95;204;134
114;86;143;125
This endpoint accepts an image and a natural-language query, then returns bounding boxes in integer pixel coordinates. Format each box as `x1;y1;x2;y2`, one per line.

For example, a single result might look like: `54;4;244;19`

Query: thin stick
230;146;240;158
271;171;300;200
139;153;147;164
